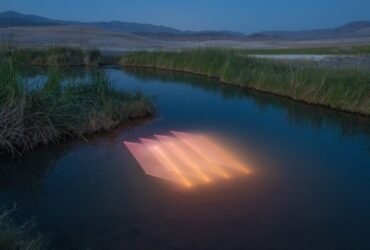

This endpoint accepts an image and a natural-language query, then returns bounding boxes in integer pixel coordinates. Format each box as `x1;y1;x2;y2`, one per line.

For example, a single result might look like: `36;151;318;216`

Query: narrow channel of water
1;66;369;249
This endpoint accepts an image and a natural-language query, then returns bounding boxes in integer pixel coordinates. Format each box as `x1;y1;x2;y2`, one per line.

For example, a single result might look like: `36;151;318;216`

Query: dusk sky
1;0;370;34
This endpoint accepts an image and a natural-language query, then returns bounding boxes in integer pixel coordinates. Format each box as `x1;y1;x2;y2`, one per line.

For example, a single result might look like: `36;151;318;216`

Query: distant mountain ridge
0;11;369;41
90;21;182;34
251;21;370;40
0;10;64;27
0;10;241;37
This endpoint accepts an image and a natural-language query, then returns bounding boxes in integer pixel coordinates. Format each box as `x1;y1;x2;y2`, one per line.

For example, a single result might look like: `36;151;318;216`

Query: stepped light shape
124;131;252;188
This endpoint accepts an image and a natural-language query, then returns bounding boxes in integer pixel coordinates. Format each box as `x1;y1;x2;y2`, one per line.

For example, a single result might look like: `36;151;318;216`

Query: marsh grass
120;49;370;115
24;47;102;66
0;47;154;156
237;45;370;55
0;208;45;250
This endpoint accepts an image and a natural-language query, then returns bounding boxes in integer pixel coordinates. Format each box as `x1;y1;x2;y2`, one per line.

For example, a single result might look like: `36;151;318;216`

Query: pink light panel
124;131;251;188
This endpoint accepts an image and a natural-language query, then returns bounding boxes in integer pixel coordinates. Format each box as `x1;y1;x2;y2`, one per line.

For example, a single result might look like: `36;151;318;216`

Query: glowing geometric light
154;134;212;183
171;131;251;174
123;142;181;184
124;132;251;188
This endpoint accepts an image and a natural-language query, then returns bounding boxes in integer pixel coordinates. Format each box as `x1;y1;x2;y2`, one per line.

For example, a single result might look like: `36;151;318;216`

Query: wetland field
0;45;369;249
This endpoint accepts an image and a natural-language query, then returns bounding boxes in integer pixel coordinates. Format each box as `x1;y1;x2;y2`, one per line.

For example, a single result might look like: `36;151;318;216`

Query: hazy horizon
1;0;370;34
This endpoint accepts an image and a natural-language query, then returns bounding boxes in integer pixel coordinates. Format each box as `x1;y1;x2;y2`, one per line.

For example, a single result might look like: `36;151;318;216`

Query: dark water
1;66;370;250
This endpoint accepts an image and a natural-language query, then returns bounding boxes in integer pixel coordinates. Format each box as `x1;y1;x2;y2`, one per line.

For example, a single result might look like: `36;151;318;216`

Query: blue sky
1;0;369;33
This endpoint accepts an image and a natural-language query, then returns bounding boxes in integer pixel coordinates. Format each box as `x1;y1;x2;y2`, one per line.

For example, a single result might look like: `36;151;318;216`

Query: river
1;66;370;249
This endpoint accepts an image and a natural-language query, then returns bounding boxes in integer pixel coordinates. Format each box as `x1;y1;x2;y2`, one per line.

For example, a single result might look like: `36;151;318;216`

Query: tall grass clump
120;48;370;115
24;47;102;66
0;208;45;250
0;47;154;156
236;45;370;55
0;45;25;105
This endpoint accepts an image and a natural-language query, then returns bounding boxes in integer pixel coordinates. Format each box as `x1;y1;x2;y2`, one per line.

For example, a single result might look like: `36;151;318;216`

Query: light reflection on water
125;131;251;188
0;66;369;249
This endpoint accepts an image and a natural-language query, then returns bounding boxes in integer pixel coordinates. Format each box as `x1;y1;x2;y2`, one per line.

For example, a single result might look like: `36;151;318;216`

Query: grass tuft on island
0;47;154;156
25;47;103;66
0;208;45;250
120;48;370;116
0;41;107;67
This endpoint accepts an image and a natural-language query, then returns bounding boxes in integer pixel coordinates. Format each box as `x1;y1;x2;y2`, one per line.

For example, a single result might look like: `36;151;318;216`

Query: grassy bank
0;208;45;250
120;49;370;116
0;48;154;156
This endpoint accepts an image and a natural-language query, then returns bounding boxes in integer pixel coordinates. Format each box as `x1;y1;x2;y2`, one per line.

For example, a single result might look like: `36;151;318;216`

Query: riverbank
120;48;370;116
0;48;154;156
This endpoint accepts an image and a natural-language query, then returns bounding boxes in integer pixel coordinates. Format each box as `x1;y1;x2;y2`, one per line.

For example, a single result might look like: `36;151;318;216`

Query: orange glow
123;142;180;183
140;138;194;188
152;146;193;188
155;134;211;183
169;132;231;179
199;135;252;174
124;131;252;188
172;131;251;175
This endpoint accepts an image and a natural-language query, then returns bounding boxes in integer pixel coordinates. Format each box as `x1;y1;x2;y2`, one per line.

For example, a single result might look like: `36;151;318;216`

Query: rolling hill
0;10;63;27
1;11;370;41
250;21;370;40
0;10;239;37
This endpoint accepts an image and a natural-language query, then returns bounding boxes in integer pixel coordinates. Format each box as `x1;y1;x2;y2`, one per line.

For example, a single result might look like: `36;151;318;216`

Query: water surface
1;66;370;249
